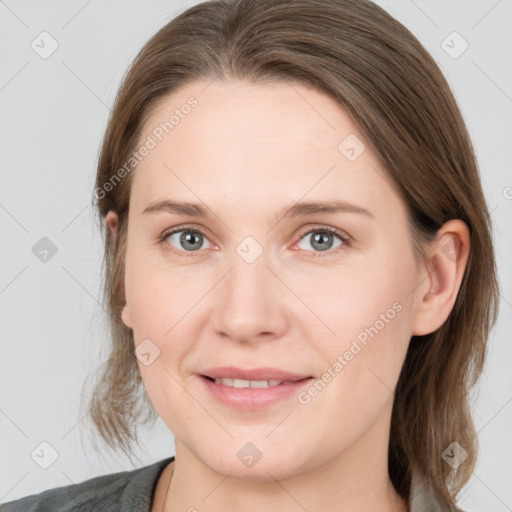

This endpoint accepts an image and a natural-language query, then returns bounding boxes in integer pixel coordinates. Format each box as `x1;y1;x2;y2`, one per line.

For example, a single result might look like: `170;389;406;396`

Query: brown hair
83;0;499;506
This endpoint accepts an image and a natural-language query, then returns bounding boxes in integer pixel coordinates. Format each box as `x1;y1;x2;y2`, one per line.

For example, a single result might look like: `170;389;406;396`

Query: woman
1;0;499;510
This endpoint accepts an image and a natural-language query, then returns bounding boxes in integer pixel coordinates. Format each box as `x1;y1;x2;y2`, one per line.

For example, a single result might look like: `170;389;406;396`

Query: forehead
141;78;358;158
129;79;402;221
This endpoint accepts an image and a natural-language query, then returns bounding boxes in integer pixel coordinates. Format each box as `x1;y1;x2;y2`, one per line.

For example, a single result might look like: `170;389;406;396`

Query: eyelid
157;223;351;256
291;224;351;256
296;224;350;242
157;224;216;257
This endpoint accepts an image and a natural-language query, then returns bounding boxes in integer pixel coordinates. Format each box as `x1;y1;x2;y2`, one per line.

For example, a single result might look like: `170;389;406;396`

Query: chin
195;443;306;482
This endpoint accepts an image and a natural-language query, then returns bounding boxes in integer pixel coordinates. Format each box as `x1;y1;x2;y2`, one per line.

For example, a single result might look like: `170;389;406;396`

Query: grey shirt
0;456;464;511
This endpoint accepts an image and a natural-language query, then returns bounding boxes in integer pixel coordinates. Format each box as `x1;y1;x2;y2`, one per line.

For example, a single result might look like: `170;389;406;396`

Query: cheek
124;254;210;414
124;248;208;334
299;294;411;454
304;255;414;405
296;259;409;347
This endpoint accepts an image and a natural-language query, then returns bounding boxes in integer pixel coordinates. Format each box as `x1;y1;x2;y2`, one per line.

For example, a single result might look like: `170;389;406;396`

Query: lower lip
199;375;314;411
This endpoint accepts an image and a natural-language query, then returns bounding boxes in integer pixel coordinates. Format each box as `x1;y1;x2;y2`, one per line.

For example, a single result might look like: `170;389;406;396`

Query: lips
198;366;314;411
200;366;311;382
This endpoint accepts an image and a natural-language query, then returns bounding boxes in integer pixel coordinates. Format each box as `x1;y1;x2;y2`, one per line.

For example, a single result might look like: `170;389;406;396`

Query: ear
411;219;470;336
106;210;132;327
121;304;133;329
106;210;119;235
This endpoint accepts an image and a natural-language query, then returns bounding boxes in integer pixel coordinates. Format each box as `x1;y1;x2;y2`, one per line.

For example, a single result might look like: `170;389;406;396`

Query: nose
211;251;289;345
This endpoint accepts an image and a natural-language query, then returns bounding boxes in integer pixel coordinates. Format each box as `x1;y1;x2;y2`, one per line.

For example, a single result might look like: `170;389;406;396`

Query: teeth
213;378;283;388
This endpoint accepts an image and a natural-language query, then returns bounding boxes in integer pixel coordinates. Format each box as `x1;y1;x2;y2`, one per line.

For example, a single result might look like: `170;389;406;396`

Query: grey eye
297;230;344;252
167;230;211;251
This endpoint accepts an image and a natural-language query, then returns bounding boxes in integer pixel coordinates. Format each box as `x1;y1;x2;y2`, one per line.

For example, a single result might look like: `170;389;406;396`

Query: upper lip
201;366;312;382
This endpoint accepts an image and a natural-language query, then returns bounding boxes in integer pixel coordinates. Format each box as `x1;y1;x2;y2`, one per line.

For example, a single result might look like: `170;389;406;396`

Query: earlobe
411;220;470;336
106;211;119;235
121;303;133;328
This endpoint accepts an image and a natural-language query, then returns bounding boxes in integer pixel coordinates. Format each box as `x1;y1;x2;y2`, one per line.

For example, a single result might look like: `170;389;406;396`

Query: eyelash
157;224;351;258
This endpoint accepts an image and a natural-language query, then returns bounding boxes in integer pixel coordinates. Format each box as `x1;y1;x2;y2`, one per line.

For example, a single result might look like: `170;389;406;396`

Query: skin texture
106;79;469;512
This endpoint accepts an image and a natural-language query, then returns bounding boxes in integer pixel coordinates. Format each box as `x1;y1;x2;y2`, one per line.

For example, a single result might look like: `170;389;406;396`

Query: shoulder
409;470;467;512
0;456;174;512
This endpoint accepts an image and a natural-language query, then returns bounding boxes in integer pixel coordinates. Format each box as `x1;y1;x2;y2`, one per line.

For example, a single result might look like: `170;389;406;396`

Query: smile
200;374;314;411
211;377;284;388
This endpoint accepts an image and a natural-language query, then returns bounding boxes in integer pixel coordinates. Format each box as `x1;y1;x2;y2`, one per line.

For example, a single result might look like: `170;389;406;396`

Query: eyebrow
142;199;374;220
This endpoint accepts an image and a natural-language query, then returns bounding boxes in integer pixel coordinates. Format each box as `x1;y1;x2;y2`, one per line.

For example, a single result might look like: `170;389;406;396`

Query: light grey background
1;1;511;510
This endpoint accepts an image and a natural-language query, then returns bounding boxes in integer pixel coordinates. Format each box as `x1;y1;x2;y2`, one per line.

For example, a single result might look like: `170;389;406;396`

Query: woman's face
117;79;428;479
